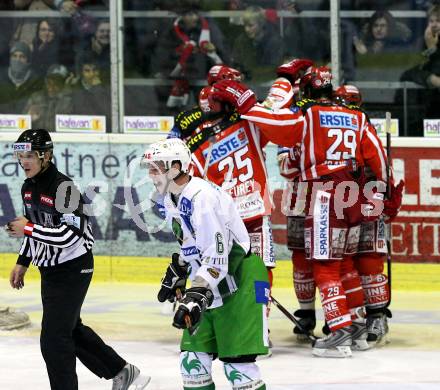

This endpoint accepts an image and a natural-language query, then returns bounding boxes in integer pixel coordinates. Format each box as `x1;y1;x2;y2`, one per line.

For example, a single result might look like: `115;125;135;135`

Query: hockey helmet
300;66;332;91
207;65;243;86
333;84;362;106
199;85;223;113
13;129;53;159
141;138;192;173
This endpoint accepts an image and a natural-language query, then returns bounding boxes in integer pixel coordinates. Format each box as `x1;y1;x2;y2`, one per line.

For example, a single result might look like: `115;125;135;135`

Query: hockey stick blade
271;296;317;342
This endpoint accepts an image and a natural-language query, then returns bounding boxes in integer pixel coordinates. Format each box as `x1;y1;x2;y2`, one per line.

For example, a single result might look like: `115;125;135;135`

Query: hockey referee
6;129;150;390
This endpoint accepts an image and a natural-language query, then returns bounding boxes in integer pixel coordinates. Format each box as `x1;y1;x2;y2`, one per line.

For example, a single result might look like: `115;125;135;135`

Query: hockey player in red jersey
210;66;397;357
190;85;276;274
333;84;404;344
266;61;320;341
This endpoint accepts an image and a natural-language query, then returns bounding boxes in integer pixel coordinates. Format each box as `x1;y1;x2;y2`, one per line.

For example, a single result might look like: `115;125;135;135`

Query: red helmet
333;84;362;106
300;66;332;91
207;65;243;86
198;86;222;113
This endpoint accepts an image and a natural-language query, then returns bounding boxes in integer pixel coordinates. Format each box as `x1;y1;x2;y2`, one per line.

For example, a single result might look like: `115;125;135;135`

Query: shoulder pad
345;104;370;120
175;107;205;136
295;98;315;108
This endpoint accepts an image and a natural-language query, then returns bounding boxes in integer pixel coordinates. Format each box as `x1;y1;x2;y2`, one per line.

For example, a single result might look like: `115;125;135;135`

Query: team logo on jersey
179;197;193;216
203;127;248;166
207;267;220;279
40;194;54;206
24;191;32;200
319;111;358;130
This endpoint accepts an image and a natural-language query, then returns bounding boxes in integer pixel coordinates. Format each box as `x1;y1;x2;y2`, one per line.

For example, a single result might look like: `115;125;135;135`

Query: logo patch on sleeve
207;267;220;279
61;214;81;229
254;281;270;304
40;194;54;207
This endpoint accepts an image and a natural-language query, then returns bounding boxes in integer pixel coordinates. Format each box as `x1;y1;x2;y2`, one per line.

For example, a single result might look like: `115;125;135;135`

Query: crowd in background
0;0;438;135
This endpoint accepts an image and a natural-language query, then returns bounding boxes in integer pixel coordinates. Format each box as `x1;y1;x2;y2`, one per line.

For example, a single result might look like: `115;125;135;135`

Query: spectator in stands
24;64;72;131
353;10;412;54
31;19;63;77
69;53;110;122
151;0;229;113
0;42;42;114
0;1;15;70
124;0;174;77
12;1;78;47
399;5;440;131
231;6;284;82
76;19;110;83
281;0;322;61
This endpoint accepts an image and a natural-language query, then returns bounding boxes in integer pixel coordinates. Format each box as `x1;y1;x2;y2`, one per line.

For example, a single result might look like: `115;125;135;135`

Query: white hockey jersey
161;177;251;308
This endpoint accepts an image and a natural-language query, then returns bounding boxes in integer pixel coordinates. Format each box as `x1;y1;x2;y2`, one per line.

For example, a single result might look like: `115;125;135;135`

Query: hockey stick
270;296;317;342
385;111;392;307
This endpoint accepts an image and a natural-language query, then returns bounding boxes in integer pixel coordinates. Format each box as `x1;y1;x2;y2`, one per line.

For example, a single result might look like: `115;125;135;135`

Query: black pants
39;251;126;390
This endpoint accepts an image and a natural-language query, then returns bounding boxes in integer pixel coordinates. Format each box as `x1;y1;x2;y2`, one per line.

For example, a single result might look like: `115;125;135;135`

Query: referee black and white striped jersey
16;162;94;268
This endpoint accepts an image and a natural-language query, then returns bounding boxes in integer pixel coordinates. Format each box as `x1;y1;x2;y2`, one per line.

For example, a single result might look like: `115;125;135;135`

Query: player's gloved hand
383;180;404;221
211;80;257;115
276;58;314;83
172;287;214;334
157;253;188;303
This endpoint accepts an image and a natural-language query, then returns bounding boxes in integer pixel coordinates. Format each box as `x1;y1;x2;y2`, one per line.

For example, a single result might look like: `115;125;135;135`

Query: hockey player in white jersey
141;138;269;390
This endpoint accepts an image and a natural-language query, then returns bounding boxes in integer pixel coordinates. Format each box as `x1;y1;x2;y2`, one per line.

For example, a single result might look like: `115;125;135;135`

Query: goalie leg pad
223;362;265;389
180;351;214;389
292;250;316;310
313;261;351;332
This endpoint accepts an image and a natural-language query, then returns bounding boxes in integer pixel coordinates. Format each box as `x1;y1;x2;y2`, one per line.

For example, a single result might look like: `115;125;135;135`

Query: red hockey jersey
191;119;272;222
242;99;388;182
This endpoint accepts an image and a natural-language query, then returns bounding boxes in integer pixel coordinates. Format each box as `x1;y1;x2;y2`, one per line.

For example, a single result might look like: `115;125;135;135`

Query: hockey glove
276;58;314;84
157;253;189;303
383;180;404;221
173;287;214;335
211;80;257;115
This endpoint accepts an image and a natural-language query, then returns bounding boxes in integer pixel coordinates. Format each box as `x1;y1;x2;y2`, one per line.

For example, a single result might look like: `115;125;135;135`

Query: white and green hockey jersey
162;177;250;308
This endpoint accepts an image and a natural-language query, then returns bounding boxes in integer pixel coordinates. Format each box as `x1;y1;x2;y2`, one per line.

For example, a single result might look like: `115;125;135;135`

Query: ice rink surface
1;281;440;390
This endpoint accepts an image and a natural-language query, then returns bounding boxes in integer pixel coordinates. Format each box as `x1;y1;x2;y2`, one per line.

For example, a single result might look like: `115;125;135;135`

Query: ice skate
292;309;316;342
312;327;352;358
367;311;390;346
112;363;150;390
0;307;31;331
350;320;370;351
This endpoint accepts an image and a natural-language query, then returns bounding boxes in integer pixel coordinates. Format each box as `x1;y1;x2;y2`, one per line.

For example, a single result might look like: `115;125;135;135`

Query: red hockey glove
383;180;404;221
211;80;257;115
276;58;314;83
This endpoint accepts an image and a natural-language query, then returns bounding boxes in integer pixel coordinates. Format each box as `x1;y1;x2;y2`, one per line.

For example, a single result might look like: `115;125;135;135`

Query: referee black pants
39;251;126;390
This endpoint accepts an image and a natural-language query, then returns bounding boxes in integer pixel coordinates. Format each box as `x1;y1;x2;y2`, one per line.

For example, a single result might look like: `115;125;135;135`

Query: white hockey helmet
141;138;192;173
